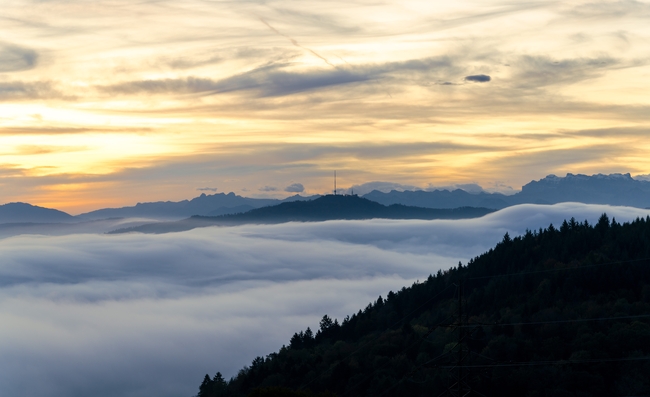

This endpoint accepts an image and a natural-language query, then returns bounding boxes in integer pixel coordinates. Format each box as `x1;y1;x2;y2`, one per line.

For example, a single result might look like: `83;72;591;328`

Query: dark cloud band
0;44;38;72
464;74;491;82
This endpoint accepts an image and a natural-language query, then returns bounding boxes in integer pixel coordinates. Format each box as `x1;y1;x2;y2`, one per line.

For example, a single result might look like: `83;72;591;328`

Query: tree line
197;214;650;397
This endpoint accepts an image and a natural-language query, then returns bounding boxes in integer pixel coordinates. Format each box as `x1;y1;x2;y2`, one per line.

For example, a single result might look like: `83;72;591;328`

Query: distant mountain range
76;192;320;220
109;195;495;234
364;173;650;209
0;202;74;224
2;173;650;226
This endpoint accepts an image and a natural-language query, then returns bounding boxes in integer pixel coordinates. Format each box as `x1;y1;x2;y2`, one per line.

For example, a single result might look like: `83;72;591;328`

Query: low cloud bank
284;183;304;193
0;203;648;397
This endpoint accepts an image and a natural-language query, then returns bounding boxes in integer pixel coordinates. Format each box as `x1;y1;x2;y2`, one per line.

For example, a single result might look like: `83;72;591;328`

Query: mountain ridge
108;195;495;234
76;192;321;220
0;202;74;224
3;173;650;225
363;172;650;209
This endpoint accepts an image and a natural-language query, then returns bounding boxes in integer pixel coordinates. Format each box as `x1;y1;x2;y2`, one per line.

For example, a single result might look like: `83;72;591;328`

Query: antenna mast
334;171;337;195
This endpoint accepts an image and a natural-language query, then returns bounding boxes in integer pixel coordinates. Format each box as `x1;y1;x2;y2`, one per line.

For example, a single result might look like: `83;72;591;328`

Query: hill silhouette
0;202;74;224
109;195;494;234
363;189;511;209
363;173;650;209
78;193;320;220
196;213;650;397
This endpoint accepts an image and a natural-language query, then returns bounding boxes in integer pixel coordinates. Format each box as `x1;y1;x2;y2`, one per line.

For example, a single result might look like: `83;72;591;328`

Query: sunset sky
1;0;649;213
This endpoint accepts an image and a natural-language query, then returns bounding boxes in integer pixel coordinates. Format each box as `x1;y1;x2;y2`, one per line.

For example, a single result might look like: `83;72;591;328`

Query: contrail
259;18;336;68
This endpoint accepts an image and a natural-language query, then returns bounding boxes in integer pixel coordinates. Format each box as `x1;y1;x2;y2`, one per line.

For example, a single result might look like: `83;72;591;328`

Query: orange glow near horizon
1;0;650;212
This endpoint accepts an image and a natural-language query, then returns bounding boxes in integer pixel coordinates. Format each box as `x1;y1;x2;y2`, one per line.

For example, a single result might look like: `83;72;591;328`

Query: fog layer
0;203;648;397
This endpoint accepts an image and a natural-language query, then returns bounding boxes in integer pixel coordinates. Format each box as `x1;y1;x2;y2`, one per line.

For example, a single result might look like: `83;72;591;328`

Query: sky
1;203;648;397
1;0;650;213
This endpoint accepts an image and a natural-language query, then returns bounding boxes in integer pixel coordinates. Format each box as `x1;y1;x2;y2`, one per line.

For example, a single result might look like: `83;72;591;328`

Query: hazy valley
1;174;650;396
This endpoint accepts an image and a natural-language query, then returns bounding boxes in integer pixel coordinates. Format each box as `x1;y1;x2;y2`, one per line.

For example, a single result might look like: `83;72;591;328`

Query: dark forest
197;214;650;397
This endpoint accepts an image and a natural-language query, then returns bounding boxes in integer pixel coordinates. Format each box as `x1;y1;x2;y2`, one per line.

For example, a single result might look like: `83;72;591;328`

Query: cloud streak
465;74;490;83
99;55;455;97
259;17;336;68
0;44;38;72
284;182;304;192
0;81;62;101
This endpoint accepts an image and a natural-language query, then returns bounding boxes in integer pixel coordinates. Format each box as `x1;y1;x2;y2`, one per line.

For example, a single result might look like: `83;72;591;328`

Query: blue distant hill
362;173;650;209
109;194;495;234
76;192;320;220
4;173;649;225
0;202;74;224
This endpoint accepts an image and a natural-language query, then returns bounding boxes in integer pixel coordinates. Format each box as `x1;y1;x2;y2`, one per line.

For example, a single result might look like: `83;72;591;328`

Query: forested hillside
197;214;650;397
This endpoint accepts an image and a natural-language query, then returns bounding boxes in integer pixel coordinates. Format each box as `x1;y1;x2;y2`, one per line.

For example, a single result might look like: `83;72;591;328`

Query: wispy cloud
0;126;153;135
566;0;650;19
259;17;336;68
2;0;650;209
10;145;87;155
284;182;304;192
99;55;455;97
0;81;63;101
511;55;617;89
0;44;38;72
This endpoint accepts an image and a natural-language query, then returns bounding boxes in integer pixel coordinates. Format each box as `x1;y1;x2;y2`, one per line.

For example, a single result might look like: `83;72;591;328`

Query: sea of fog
1;203;649;397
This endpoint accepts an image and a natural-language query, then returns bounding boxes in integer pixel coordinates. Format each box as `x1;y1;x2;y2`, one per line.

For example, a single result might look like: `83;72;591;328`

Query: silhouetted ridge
363;173;650;209
0;202;74;224
196;195;493;222
77;192;320;220
196;213;650;397
109;195;494;234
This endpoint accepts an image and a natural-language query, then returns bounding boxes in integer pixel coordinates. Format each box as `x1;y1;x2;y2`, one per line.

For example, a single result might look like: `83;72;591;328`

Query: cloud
464;74;490;83
562;126;650;138
259;186;278;192
197;187;217;192
99;55;455;98
259;18;336;68
511;55;615;89
0;44;38;72
566;0;650;19
345;181;421;195
3;0;650;213
100;67;371;97
0;204;649;397
284;183;304;193
0;126;153;136
0;81;62;101
100;76;220;95
166;55;223;69
11;145;87;155
427;183;485;194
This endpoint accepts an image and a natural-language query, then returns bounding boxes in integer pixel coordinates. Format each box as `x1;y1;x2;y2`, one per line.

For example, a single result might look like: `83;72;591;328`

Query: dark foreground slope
110;195;494;234
197;214;650;397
